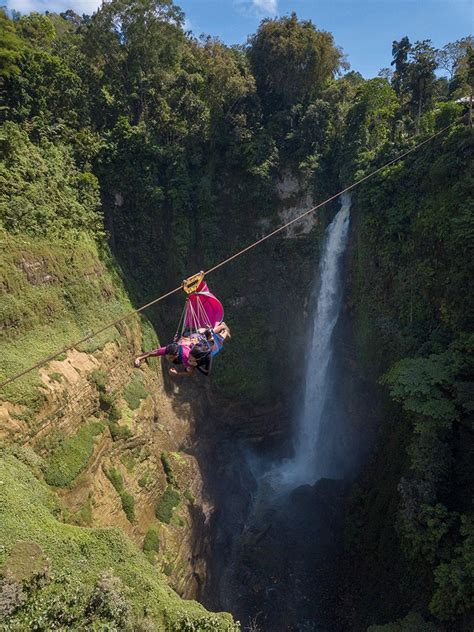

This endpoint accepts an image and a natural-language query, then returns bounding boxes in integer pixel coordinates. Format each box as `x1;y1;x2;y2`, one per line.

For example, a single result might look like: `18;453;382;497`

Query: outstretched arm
134;347;166;367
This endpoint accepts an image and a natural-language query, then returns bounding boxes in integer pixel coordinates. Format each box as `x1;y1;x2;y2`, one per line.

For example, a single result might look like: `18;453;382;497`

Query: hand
134;358;142;368
169;367;178;376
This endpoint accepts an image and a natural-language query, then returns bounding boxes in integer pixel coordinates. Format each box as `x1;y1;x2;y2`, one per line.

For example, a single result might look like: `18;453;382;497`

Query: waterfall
271;192;351;490
215;194;352;629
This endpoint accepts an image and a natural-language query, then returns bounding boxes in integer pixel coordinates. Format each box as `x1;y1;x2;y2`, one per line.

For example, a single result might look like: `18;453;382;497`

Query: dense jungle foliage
1;1;473;629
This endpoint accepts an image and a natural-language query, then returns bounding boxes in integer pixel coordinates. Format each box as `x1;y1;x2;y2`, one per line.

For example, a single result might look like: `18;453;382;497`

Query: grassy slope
0;453;236;630
0;232;132;409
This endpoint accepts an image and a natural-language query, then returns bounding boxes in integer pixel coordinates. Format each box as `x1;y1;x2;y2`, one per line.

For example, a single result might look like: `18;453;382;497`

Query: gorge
204;193;354;631
1;5;473;632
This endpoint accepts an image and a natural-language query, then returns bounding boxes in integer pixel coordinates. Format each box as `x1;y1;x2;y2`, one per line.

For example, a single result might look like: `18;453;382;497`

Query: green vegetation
43;421;104;487
49;372;63;383
123;371;147;410
0;122;102;238
160;452;177;487
156;487;181;524
63;497;94;527
0;231;132;409
183;490;195;504
105;466;135;523
106;466;124;494
0;454;237;630
120;491;135;523
88;370;108;392
1;1;472;628
367;611;438;631
138;468;155;490
344;113;473;624
143;526;160;555
107;420;132;441
121;452;136;473
89;370;122;421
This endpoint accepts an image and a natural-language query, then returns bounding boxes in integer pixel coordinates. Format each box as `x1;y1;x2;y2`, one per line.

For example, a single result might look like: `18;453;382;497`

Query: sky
5;0;474;77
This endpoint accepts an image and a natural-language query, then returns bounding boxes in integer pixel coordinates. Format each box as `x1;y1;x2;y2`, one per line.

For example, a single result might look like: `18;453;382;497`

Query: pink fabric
184;281;224;331
179;341;192;367
153;341;192;367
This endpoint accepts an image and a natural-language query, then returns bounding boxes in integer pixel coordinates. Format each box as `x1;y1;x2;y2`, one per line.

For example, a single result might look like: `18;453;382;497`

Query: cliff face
0;229;237;630
337;128;474;631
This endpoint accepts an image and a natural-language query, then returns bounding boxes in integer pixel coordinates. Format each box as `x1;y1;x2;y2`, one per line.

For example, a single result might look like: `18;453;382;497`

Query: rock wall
4;329;213;601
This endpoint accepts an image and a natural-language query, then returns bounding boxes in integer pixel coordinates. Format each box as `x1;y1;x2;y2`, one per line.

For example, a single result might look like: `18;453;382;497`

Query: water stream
269;192;351;491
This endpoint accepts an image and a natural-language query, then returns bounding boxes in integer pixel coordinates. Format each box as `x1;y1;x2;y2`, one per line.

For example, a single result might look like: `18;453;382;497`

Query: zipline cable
0;284;183;389
205;119;460;275
0;119;461;391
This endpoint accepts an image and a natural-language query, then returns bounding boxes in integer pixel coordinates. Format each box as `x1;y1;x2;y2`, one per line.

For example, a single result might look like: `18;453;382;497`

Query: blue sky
5;0;474;77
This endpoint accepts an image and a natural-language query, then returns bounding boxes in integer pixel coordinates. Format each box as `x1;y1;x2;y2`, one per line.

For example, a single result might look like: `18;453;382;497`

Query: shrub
36;428;66;456
138;469;154;490
88;370;108;392
120;492;135;523
85;571;131;627
106;467;124;494
107;404;121;423
143;527;160;554
7;444;43;471
134;616;158;631
120;453;136;473
106;468;135;522
99;391;115;412
156;487;180;524
160;452;176;486
168;614;240;631
107;421;132;441
183;490;195;504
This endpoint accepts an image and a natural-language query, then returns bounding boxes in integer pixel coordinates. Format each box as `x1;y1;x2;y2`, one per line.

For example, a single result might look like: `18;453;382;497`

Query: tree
407;40;438;131
248;13;345;114
343;77;397;178
437;37;474;80
391;36;411;97
84;0;185;124
430;516;474;621
0;9;26;80
15;13;56;50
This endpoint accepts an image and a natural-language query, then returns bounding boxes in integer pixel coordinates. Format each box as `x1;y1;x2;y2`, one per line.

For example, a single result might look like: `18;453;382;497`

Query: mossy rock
43;421;104;487
123;371;147;410
1;541;49;584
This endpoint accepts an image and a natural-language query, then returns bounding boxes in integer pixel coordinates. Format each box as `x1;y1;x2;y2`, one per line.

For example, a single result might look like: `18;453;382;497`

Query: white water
269;192;351;491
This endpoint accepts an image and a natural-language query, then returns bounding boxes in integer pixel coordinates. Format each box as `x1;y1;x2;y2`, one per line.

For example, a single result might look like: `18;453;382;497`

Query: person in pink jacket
134;323;230;377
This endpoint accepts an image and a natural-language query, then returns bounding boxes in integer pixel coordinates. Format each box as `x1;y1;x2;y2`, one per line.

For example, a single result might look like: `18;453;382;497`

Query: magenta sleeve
151;346;167;357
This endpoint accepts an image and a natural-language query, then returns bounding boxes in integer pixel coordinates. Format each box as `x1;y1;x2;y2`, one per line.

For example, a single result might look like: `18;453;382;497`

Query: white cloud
6;0;38;13
234;0;278;18
252;0;278;14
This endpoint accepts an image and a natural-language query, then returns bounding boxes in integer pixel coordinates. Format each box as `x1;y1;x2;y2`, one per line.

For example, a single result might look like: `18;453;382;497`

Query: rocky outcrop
1;316;213;603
